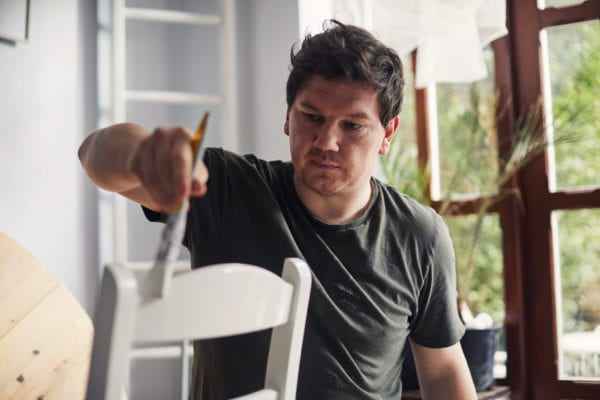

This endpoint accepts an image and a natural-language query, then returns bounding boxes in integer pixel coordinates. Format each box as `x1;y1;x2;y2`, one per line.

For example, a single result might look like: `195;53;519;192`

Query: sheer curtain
298;0;508;88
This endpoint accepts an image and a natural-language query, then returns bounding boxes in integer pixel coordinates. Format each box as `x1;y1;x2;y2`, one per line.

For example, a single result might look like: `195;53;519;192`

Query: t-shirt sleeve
409;215;465;348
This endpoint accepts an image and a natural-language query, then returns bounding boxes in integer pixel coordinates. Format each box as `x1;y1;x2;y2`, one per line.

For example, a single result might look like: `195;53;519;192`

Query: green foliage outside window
550;21;600;189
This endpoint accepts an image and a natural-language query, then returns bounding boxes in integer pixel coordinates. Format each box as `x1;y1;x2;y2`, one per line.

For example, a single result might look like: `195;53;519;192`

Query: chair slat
133;264;294;342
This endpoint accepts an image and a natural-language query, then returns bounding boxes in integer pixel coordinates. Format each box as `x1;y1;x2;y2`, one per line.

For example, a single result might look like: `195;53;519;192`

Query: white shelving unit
97;0;237;398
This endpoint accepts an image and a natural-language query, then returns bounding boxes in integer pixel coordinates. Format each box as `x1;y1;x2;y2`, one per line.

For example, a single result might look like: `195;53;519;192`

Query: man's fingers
133;148;174;212
131;126;197;213
149;130;183;211
165;128;194;203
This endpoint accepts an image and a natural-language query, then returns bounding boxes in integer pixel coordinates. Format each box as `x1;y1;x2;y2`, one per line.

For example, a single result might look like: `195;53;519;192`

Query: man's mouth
310;159;338;170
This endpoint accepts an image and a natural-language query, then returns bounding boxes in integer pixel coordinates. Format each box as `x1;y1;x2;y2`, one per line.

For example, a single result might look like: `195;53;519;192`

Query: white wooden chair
86;258;312;400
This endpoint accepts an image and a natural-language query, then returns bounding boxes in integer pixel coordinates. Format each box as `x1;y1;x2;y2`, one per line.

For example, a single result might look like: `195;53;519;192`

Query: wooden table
403;385;511;399
0;232;94;399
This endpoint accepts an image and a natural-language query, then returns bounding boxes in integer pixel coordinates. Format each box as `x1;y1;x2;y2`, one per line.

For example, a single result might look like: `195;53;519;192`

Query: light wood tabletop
0;232;93;400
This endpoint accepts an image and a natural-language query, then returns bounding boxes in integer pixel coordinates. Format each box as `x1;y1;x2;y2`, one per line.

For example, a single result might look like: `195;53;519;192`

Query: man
79;20;476;400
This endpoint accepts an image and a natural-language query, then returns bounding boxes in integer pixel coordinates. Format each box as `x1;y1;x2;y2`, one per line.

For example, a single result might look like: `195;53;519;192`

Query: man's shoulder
373;179;446;249
376;180;439;222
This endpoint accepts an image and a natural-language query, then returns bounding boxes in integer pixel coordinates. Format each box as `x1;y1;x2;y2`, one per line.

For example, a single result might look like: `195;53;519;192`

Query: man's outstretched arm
78;123;208;213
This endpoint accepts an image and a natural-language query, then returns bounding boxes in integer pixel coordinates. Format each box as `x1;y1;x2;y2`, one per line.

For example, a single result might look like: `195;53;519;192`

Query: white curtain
298;0;508;88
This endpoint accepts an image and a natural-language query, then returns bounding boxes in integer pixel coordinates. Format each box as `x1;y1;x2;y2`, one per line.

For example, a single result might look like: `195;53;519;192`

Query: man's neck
295;180;373;225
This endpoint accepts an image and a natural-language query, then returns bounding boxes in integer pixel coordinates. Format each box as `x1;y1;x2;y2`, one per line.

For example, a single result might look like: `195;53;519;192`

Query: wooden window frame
412;1;600;399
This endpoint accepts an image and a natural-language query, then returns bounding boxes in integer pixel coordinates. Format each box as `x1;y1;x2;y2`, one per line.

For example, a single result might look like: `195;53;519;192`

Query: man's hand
79;123;209;214
129;126;208;213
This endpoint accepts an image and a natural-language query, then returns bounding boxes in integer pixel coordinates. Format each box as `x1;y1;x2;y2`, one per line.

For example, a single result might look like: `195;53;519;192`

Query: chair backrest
86;258;312;400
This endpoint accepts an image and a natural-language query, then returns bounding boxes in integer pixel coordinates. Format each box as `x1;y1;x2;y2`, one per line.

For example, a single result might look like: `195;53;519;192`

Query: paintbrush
140;112;209;298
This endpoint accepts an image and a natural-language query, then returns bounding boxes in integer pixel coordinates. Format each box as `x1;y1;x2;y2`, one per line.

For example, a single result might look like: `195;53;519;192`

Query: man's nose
313;122;340;152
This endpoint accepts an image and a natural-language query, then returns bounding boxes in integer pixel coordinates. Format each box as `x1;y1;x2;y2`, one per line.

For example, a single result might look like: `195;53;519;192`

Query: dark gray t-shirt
144;148;464;399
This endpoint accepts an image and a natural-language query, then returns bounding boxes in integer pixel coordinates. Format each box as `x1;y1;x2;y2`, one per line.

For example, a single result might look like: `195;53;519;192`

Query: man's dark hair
286;20;404;126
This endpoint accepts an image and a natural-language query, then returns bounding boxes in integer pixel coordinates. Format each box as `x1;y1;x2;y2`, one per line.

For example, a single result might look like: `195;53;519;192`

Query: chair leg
86;265;137;400
264;258;312;399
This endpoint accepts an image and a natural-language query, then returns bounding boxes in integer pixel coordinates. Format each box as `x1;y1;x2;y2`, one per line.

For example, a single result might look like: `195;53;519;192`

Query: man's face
285;75;398;199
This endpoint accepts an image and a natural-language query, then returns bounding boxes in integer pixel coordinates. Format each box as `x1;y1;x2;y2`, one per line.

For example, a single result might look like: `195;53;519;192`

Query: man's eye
344;122;364;131
303;113;321;122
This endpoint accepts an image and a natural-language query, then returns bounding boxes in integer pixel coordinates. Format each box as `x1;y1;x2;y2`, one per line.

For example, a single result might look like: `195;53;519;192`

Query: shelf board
125;90;222;105
125;7;221;25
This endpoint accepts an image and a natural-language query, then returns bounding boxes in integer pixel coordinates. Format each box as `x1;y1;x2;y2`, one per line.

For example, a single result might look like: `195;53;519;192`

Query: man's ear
379;116;400;155
284;110;290;136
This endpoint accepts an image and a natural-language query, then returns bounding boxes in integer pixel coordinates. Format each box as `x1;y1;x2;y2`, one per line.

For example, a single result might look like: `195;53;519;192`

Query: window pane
554;209;600;380
544;21;600;190
435;47;497;198
445;213;506;378
380;56;422;201
538;0;587;9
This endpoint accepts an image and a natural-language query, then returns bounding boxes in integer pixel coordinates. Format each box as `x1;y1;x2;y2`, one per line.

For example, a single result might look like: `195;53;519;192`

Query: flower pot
401;327;500;392
461;327;500;391
400;344;420;391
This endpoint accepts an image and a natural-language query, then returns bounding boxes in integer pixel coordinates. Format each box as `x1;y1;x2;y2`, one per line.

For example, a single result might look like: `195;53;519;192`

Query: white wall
0;0;99;312
236;0;300;160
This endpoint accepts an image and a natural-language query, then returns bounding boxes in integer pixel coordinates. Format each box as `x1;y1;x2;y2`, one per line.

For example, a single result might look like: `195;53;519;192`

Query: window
492;2;598;399
541;9;600;387
384;1;600;399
